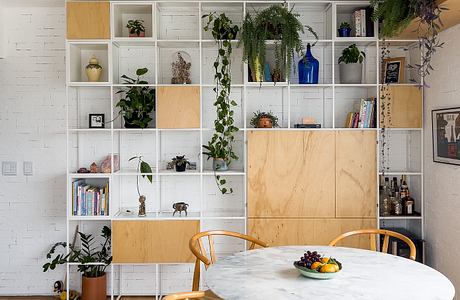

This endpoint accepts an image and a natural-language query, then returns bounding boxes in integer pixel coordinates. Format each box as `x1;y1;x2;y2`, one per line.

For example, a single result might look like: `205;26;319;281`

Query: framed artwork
432;107;460;166
89;113;105;128
383;57;405;84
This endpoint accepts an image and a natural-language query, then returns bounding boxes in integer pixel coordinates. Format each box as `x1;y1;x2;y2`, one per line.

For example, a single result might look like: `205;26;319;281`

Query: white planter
339;63;363;84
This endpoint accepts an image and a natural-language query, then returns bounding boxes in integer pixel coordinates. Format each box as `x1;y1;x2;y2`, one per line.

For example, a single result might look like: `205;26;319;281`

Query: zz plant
127;19;145;37
202;12;240;194
338;44;366;64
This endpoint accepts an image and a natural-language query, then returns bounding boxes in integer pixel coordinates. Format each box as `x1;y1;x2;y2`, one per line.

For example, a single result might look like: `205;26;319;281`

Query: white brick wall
424;23;460;298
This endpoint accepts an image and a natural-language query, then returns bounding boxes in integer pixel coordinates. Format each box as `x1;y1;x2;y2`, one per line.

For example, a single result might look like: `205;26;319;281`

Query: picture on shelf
383;57;405;84
432;107;460;166
89;114;105;128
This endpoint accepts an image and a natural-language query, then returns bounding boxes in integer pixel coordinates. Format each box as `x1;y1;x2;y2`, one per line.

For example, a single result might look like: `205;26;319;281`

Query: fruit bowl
293;262;340;280
293;251;342;280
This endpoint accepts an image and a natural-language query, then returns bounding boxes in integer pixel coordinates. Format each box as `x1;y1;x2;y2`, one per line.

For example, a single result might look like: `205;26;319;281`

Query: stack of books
72;180;109;216
345;97;376;128
352;7;374;37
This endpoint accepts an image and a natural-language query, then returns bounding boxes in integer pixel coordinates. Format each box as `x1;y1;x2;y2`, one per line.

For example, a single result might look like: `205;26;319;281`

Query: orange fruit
321;257;330;263
320;264;338;273
311;262;323;270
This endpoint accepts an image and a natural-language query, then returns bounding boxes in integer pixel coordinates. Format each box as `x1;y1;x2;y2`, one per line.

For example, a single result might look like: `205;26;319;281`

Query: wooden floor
0;297;156;300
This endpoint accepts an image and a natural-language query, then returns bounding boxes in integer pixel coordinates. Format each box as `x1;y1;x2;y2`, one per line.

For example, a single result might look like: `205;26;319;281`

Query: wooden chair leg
192;259;201;291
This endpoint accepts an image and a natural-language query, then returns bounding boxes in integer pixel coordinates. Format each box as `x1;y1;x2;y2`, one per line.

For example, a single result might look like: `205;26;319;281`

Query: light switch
23;161;33;176
2;161;17;176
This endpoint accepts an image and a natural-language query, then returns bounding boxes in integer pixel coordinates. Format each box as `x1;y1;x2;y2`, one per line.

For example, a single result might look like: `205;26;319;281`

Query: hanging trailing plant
202;12;240;194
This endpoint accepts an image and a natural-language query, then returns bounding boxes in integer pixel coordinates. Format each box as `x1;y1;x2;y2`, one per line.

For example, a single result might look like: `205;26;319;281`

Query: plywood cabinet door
380;86;422;128
157;86;200;129
67;2;110;39
248;131;336;218
336;131;377;218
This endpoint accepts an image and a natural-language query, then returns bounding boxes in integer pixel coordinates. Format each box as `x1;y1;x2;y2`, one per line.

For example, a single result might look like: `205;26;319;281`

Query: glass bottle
298;43;319;84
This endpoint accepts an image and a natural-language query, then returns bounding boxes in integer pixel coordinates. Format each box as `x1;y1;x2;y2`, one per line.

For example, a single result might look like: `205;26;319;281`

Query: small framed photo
89;114;105;128
432;107;460;166
383;57;405;84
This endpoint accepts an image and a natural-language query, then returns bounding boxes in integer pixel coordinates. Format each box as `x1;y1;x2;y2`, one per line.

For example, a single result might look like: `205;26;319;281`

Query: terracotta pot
82;274;106;300
258;117;273;128
129;31;145;37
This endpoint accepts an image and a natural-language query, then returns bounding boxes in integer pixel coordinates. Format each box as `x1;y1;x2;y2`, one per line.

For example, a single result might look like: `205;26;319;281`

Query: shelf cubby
335;3;376;39
116;175;158;213
202;175;245;218
156;2;199;40
68;131;113;174
201;2;243;40
202;130;245;173
246;86;289;128
157;41;200;84
68;42;110;84
112;3;154;39
202;87;244;130
112;86;157;129
290;41;333;85
334;41;377;85
379;41;421;85
160;176;201;215
293;2;333;40
201;42;244;85
334;86;377;128
68;86;111;130
114;130;156;174
159;130;201;172
290;86;333;128
379;130;422;173
112;43;156;84
69;177;111;217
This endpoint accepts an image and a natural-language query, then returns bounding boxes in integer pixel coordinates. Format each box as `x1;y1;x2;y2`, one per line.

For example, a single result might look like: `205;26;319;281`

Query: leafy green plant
338;44;366;64
250;111;279;128
129;156;153;197
202;12;240;194
43;226;112;278
127;19;145;36
339;22;351;30
116;68;155;128
171;155;190;167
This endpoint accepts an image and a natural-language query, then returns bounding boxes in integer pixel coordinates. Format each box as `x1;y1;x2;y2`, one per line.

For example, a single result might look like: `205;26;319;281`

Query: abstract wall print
383;57;405;84
432;107;460;165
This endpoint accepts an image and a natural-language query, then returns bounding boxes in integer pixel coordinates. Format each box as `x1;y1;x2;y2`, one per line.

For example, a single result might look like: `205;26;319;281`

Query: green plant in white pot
338;44;366;84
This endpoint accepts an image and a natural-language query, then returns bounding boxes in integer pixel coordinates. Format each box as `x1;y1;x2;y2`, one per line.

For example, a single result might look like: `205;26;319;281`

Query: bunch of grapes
296;251;322;269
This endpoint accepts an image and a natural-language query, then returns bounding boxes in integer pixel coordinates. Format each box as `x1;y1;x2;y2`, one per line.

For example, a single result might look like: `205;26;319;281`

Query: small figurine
90;162;98;173
138;195;146;217
77;167;90;173
173;202;189;216
100;154;120;173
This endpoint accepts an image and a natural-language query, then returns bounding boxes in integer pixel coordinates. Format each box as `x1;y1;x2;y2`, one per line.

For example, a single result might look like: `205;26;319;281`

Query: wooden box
157;86;200;129
67;2;110;39
380;86;422;128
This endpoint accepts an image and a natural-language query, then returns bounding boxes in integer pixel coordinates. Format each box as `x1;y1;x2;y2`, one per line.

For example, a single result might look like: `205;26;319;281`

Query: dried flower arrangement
171;52;192;84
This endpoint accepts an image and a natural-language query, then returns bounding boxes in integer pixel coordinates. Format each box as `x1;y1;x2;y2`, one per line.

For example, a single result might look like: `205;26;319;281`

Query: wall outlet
23;161;33;176
2;161;17;176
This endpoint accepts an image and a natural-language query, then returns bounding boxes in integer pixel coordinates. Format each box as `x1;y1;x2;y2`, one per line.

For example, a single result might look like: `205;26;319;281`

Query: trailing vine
379;41;391;176
202;12;240;194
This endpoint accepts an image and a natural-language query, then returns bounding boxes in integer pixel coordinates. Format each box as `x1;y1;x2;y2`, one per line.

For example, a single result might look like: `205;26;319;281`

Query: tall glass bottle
298;43;319;84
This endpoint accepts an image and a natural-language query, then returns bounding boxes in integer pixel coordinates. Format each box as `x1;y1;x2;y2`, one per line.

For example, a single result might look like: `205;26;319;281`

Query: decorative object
172;202;189;216
129;156;153;216
264;62;271;82
90;162;98;173
171;51;192;84
240;4;313;82
187;162;197;170
77;167;90;173
85;56;102;82
212;158;228;171
43;226;112;300
250;111;279;128
127;19;145;37
89;114;105;128
338;22;352;37
432;107;460;166
115;68;155;128
298;43;319;84
171;155;190;172
338;44;365;84
383;57;405;83
294;250;342;279
202;12;240;194
100;154;120;173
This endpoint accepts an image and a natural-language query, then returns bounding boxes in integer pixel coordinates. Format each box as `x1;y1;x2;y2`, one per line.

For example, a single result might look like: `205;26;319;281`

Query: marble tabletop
206;246;455;300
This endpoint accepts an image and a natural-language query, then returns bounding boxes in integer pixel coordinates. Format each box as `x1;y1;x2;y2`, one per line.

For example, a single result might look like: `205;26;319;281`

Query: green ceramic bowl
293;262;340;280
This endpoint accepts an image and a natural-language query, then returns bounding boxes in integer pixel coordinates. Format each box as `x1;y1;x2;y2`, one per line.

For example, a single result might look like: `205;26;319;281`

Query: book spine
355;11;361;37
105;183;109;216
358;99;365;128
361;9;366;37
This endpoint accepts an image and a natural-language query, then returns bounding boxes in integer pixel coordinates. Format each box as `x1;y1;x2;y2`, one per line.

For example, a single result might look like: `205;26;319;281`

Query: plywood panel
336;131;377;218
157;86;200;129
248;130;336;218
380;86;422;128
248;218;377;250
112;220;200;263
67;2;110;39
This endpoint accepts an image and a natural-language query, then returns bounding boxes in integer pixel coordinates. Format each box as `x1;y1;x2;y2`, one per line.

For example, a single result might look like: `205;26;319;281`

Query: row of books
352;7;374;38
345;97;376;128
72;180;109;216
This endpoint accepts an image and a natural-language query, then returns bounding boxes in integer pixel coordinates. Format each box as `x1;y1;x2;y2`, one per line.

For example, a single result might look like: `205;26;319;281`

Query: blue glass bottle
298;43;319;84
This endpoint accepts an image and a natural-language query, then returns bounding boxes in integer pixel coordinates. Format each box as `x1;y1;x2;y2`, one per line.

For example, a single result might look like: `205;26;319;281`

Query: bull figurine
173;202;189;216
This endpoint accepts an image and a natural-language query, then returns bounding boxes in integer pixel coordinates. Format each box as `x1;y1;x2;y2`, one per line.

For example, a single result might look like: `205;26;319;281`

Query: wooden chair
189;230;269;291
328;229;416;260
163;291;206;300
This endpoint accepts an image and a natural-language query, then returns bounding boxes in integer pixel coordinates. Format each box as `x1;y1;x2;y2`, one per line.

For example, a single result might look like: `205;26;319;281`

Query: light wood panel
112;220;200;263
248;130;336;218
248;218;377;250
336;131;377;218
157;86;200;129
67;2;110;39
380;86;422;128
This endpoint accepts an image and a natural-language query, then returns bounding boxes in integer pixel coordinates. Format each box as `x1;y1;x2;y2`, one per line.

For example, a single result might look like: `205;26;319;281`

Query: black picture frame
89;114;105;129
432;107;460;166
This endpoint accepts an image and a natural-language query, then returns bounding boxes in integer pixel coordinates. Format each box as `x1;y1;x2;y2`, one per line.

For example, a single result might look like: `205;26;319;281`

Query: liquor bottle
392;177;398;196
404;196;415;215
298;43;319;84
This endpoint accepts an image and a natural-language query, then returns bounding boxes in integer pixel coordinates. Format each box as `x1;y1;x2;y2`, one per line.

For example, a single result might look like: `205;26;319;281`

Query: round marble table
206;246;455;300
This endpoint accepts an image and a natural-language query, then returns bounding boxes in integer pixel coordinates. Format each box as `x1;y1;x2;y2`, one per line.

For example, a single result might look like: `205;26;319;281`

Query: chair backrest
189;230;268;291
163;291;205;300
328;229;416;260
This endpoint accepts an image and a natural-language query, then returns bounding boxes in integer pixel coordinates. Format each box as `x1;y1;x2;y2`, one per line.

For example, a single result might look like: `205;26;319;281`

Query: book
361;9;366;37
71;181;109;216
294;124;322;128
365;6;375;37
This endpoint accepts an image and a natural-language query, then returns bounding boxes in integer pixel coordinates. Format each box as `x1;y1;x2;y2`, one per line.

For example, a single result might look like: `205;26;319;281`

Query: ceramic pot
82;274;106;300
175;163;186;172
129;31;145;37
212;158;228;171
258;117;273;128
85;56;102;82
338;28;352;37
339;63;363;84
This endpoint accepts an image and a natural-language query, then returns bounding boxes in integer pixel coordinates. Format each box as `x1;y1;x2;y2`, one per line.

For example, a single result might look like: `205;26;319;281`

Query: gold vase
85;56;102;82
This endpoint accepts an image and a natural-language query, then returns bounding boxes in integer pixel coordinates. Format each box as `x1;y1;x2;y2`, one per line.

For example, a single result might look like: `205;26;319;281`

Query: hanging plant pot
213;158;229;171
339;63;363;84
82;274;106;300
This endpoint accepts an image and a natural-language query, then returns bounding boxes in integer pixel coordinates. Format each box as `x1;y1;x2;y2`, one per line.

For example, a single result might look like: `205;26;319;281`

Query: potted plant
250;110;280;128
338;44;366;84
338;22;352;37
129;156;153;217
127;19;145;37
240;4;307;83
202;12;240;194
171;155;190;172
43;226;112;300
115;68;155;128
